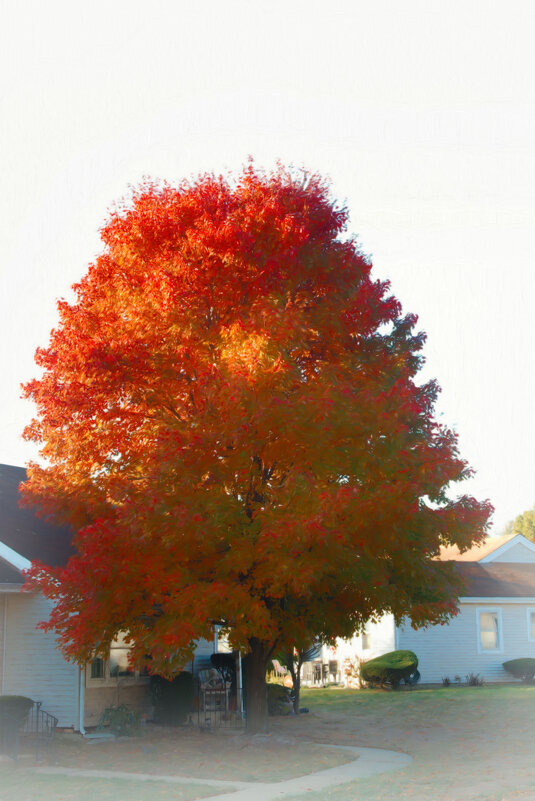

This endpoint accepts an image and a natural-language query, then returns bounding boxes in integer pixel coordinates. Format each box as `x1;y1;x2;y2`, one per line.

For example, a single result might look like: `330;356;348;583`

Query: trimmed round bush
266;683;293;715
503;658;535;682
361;650;418;689
0;696;33;723
0;696;34;746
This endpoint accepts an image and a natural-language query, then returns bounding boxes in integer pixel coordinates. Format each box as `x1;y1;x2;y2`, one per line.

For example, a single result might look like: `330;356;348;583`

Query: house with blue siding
317;533;535;685
396;532;535;683
0;463;219;730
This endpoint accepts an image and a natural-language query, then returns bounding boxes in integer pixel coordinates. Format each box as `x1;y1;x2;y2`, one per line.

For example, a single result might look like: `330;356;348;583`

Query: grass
0;764;225;801
47;725;351;782
274;684;535;800
4;684;533;800
0;720;352;800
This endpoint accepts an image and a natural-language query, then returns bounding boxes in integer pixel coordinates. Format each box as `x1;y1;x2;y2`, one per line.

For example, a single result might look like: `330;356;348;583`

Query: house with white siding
318;533;535;685
0;463;219;730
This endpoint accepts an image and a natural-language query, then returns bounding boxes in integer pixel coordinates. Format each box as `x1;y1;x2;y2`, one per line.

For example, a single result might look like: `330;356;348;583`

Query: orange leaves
21;162;493;675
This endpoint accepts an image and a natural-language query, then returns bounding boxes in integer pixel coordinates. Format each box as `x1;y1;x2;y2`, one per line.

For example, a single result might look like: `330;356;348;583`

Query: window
477;608;502;653
90;657;105;679
88;633;147;685
527;609;535;641
109;633;134;677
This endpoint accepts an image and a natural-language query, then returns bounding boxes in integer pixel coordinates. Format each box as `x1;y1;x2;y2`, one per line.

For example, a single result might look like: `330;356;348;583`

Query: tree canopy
503;505;535;542
22;164;493;731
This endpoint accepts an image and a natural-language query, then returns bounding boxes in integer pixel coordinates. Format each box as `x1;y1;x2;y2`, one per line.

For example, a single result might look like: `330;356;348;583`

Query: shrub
97;704;140;736
503;658;535;682
0;696;33;724
442;676;451;687
465;672;485;686
360;650;418;689
150;671;194;725
266;683;293;715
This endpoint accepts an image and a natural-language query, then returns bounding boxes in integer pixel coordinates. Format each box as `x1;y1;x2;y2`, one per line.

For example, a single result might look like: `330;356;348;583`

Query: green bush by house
267;683;293;715
0;696;34;723
98;704;141;736
361;650;418;689
503;658;535;681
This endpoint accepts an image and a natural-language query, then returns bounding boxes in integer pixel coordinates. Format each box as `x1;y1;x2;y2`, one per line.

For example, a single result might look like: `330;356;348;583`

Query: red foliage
21;163;492;679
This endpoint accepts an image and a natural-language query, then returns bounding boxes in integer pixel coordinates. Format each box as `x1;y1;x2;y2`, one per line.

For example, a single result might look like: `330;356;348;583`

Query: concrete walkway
35;743;412;801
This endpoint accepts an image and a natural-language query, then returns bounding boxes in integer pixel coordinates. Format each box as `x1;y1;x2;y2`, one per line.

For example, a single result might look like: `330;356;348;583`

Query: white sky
1;0;534;534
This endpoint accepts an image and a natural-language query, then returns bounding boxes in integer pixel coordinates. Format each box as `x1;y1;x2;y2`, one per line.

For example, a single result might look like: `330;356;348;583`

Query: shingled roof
0;464;75;577
456;561;535;597
436;532;535;598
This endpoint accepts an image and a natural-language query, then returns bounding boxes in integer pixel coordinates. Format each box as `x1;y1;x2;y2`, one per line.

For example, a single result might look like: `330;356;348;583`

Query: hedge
503;658;535;681
266;683;293;715
0;696;34;724
360;650;418;689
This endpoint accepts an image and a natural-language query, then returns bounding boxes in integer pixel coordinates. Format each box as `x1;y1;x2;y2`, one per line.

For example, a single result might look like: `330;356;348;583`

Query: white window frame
476;607;503;654
526;608;535;642
86;634;149;686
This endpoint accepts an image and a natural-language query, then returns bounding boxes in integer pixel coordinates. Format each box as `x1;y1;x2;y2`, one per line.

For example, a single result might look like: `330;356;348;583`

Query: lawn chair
198;668;230;713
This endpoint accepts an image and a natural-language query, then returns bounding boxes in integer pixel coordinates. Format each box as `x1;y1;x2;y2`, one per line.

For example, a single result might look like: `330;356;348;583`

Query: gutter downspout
79;667;86;735
1;596;7;695
237;651;244;719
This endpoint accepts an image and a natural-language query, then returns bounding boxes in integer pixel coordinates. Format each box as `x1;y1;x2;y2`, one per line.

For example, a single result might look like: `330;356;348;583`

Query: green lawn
0;766;226;801
47;725;351;782
3;685;534;800
275;684;535;800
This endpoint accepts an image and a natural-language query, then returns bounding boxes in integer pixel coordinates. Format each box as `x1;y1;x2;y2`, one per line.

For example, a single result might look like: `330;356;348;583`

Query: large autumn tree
22;164;492;732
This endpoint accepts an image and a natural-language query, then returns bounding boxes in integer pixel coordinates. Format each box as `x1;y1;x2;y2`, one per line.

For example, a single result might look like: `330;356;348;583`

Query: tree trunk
292;658;302;714
245;638;270;733
286;653;300;714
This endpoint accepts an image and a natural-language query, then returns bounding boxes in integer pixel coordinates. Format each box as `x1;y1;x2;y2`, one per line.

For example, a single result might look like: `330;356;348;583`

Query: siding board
3;593;78;727
397;603;535;683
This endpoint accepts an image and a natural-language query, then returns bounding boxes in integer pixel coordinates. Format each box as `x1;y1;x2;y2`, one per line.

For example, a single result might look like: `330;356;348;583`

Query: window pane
90;658;105;679
530;612;535;639
109;649;132;677
480;612;498;650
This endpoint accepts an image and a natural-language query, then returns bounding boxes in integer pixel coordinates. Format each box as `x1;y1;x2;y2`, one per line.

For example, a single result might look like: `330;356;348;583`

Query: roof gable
0;464;75;570
479;534;535;563
438;533;535;563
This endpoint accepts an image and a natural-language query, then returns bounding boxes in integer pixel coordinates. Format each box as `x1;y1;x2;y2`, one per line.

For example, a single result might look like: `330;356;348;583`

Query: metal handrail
22;702;58;760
